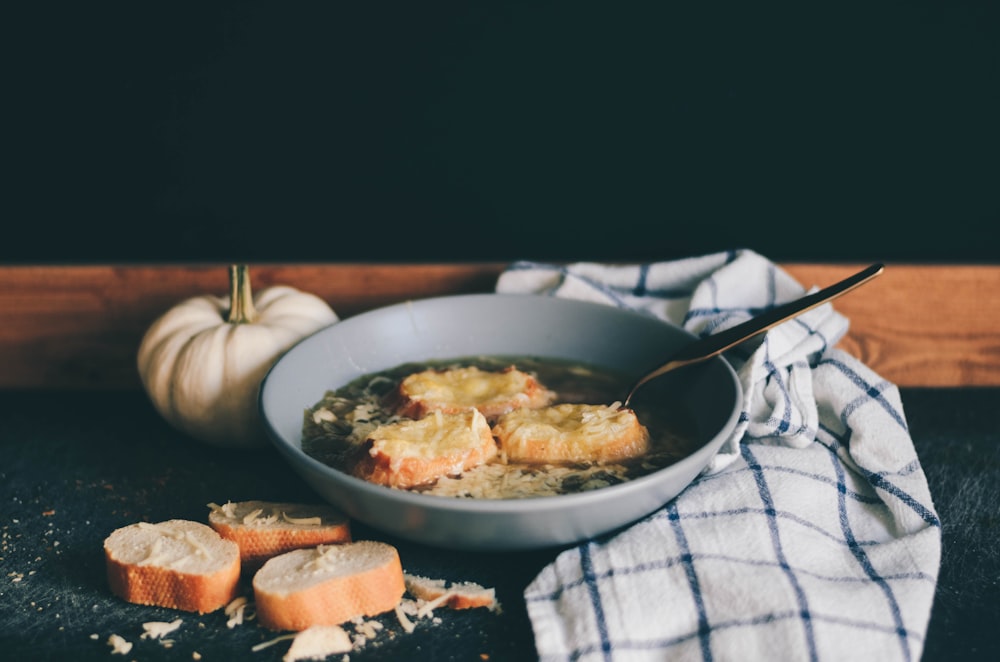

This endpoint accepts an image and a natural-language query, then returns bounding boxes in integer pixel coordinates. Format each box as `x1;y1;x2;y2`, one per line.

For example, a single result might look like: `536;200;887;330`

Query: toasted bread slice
388;366;555;420
104;520;241;614
253;541;405;631
404;573;498;611
352;408;497;488
492;403;650;464
207;500;352;571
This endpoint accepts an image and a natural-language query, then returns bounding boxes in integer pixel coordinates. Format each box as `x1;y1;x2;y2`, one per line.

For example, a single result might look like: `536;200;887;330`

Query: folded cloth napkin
496;249;941;662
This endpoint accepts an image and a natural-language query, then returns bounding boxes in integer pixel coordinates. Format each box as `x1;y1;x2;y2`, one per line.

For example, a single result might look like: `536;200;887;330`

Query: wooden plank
784;263;1000;388
0;263;506;390
0;262;997;389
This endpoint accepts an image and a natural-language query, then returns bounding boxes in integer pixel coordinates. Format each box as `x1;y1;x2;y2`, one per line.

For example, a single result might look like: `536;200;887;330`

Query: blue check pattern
496;250;941;662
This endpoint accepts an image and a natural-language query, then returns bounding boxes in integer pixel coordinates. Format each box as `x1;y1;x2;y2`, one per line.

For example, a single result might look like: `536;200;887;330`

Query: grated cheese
368;408;492;462
353;619;382;639
225;596;254;628
141;618;183;640
399;366;552;410
107;633;132;655
303;358;690;499
283;625;352;661
251;633;297;652
312;408;337;424
281;512;322;526
251;625;352;661
394;603;416;634
208;501;238;519
242;508;264;525
416;592;454;619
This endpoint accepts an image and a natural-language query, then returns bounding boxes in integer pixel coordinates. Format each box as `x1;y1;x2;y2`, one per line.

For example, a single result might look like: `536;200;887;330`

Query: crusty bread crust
253;541;405;631
352;409;497;488
207;500;352;571
492;403;650;464
387;366;555;420
104;520;241;614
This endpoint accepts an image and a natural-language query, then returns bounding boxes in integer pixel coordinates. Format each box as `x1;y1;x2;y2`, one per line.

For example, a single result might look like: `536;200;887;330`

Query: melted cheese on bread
389;366;555;419
353;409;498;488
492;403;649;464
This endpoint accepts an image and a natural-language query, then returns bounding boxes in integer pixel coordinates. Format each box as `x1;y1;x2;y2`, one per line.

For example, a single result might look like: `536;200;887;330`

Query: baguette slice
207;500;351;570
253;541;405;631
404;573;498;611
104;520;241;614
352;408;497;488
492;403;650;464
388;365;555;420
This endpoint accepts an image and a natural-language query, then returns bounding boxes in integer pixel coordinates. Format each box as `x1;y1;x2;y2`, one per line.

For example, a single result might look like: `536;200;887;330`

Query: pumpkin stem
227;264;258;325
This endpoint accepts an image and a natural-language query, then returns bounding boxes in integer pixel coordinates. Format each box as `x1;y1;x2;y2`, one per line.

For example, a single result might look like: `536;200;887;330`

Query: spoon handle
622;262;884;408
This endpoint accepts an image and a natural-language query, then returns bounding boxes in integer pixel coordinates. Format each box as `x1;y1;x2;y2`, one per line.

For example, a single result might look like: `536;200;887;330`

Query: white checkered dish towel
495;249;941;662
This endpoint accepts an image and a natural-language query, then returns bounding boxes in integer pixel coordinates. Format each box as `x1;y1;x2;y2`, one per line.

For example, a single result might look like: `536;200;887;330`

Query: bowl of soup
259;293;741;551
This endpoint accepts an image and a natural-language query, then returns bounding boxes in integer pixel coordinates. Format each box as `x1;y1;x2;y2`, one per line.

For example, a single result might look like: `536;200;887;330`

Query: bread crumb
106;633;132;655
405;573;499;613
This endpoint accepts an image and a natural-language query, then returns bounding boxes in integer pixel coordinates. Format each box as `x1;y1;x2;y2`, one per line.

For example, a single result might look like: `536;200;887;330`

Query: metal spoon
621;262;885;409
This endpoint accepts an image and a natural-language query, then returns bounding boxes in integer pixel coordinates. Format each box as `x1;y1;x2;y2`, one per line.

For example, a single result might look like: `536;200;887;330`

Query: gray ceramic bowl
259;293;741;551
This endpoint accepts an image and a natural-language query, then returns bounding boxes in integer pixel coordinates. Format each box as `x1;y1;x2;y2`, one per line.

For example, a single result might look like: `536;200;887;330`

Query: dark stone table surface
1;388;996;661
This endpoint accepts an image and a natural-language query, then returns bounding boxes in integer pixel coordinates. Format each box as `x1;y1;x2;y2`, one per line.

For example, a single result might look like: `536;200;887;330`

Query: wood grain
0;262;997;389
784;263;1000;388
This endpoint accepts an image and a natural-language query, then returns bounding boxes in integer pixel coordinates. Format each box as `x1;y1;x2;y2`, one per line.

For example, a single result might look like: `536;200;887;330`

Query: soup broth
302;355;699;499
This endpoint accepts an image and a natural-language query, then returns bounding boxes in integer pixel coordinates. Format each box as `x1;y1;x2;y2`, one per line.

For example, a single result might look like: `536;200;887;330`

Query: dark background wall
6;1;998;264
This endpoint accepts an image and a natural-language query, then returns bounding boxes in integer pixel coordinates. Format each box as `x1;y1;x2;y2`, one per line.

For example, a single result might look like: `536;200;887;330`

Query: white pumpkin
137;265;338;449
